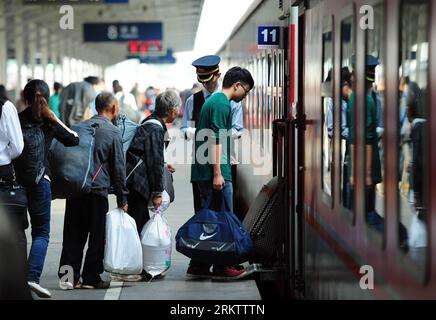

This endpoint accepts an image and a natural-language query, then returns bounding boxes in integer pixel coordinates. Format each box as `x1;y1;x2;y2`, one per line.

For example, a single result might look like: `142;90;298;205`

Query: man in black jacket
58;92;129;290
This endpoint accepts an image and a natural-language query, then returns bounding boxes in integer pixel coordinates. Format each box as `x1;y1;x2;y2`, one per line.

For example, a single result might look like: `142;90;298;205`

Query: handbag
175;191;253;265
0;181;29;230
0;183;27;210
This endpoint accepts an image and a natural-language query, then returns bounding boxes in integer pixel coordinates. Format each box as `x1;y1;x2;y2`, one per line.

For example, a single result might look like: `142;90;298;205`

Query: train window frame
338;3;356;226
395;0;430;285
363;0;386;250
278;50;284;118
320;14;334;208
252;57;258;131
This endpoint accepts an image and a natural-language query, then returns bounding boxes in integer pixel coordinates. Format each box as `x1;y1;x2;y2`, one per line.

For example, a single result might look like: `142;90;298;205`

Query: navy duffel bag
175;193;253;265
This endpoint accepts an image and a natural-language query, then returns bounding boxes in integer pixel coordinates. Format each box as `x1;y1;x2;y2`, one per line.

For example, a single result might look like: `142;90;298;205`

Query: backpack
49;121;101;199
13;114;46;188
116;114;139;154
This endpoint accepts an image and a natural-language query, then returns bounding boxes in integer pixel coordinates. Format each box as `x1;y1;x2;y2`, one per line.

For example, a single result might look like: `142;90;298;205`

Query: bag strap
144;118;163;129
144;118;167;163
206;189;227;212
89;122;103;182
126;158;143;180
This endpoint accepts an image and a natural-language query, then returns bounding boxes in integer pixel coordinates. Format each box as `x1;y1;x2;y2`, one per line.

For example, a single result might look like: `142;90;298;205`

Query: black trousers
192;182;202;213
127;189;150;234
58;193;108;285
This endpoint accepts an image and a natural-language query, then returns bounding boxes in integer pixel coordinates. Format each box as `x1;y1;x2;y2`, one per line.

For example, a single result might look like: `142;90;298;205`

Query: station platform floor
26;129;261;300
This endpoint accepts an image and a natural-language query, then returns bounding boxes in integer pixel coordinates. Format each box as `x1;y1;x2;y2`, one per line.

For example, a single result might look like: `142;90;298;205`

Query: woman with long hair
13;79;79;298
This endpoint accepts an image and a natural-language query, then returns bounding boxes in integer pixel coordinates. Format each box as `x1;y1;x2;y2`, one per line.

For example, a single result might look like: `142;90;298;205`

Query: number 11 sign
258;26;281;49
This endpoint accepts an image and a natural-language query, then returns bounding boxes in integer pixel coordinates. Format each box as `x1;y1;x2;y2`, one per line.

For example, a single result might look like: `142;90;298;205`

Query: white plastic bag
140;209;172;277
104;208;143;275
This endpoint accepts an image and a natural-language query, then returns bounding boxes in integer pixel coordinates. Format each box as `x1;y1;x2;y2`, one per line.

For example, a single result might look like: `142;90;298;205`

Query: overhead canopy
1;0;204;66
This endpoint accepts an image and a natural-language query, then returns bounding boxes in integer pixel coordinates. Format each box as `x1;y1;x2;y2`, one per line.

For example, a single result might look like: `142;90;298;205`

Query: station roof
1;0;204;66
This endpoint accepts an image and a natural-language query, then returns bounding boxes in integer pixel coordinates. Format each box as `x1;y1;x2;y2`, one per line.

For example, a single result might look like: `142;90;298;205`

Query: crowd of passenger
0;55;254;299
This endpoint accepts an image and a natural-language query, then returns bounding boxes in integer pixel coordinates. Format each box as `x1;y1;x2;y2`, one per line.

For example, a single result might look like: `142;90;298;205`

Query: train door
271;3;306;299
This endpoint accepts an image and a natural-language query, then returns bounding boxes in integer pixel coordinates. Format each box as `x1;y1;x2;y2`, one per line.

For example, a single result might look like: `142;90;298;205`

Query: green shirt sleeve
209;102;231;145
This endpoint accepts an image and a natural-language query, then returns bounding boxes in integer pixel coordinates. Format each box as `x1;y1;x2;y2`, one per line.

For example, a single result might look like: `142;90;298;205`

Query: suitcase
242;176;285;259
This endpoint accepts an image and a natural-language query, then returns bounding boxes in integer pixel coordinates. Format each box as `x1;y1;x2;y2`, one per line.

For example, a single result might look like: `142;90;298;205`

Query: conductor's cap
192;55;221;83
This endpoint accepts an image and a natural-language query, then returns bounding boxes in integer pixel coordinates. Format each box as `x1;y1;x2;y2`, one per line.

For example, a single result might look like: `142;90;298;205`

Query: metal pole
40;27;48;81
15;14;24;101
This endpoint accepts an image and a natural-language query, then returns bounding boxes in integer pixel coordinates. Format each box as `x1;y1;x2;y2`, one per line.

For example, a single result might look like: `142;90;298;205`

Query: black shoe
81;280;111;289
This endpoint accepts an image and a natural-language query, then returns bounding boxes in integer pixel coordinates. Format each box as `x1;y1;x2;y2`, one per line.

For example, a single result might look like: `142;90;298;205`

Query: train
219;0;435;299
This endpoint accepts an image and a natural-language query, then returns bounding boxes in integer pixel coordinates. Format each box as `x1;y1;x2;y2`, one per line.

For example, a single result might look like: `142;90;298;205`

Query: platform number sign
258;26;281;49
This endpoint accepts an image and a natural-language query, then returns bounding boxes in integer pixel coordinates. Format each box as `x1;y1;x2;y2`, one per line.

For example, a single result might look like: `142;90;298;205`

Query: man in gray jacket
59;76;99;127
58;92;129;290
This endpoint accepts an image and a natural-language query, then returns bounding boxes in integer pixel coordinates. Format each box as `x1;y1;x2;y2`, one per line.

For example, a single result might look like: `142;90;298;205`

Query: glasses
238;83;251;96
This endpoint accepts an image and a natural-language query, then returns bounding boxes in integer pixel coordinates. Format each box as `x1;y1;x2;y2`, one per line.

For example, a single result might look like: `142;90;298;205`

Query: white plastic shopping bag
104;208;143;275
140;208;172;277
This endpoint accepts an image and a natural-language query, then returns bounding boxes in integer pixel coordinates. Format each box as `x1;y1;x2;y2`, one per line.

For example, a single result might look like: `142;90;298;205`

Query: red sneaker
211;266;248;280
186;266;212;279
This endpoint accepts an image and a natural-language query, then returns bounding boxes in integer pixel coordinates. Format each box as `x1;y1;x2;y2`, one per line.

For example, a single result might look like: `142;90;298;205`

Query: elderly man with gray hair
125;90;180;256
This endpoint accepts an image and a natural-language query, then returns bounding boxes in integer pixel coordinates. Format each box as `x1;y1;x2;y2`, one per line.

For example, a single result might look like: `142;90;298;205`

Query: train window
340;14;355;217
321;16;333;200
364;2;385;237
266;53;271;153
257;56;262;135
398;0;428;271
259;56;268;155
272;51;279;120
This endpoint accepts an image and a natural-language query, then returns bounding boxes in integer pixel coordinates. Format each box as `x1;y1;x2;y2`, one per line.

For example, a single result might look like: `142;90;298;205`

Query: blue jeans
27;178;51;283
197;181;233;213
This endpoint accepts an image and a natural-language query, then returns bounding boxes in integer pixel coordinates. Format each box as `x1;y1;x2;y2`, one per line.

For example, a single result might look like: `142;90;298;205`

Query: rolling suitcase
242;176;285;259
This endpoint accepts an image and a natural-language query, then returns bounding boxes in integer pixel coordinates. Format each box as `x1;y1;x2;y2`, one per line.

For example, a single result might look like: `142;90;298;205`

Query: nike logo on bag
199;232;217;240
215;243;226;251
187;242;200;249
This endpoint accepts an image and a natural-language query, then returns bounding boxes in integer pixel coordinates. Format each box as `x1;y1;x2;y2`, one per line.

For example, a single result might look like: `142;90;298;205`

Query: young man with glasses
187;67;254;280
181;55;245;214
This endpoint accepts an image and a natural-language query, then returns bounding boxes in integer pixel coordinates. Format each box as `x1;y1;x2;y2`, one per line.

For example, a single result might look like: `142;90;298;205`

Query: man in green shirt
188;67;254;280
347;55;382;225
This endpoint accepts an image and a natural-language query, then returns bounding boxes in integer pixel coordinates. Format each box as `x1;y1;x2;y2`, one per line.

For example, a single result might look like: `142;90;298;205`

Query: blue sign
258;26;281;49
83;22;162;42
128;49;176;64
